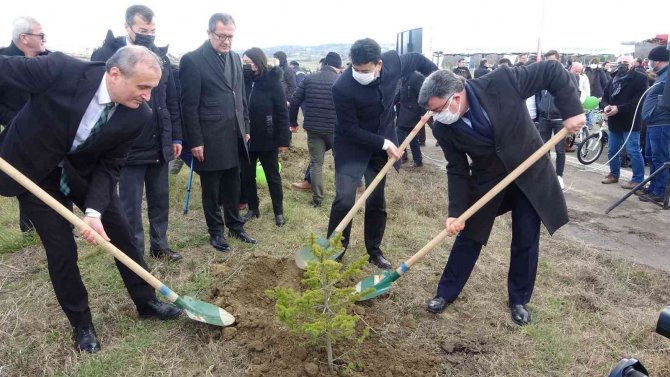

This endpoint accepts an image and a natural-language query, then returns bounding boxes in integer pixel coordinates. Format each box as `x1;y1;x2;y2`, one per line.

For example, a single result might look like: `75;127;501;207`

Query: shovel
295;111;433;269
0;157;235;327
356;128;569;301
183;158;194;215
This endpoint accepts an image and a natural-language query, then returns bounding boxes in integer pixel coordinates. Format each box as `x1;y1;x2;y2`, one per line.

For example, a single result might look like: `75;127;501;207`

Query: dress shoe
410;162;423;168
138;299;183;320
275;214;285;227
150;248;183;262
634;187;651;196
601;174;619;184
309;199;322;208
291;180;311;191
229;230;257;244
510;304;532;325
210;235;230;252
426;297;449;313
73;325;101;353
369;254;392;269
242;209;260;222
639;193;664;203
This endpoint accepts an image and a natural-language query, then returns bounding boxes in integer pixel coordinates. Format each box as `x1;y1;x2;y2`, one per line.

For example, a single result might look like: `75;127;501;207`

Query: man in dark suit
327;38;437;269
91;5;183;262
0;46;182;353
418;62;585;325
180;13;256;251
0;16;51;233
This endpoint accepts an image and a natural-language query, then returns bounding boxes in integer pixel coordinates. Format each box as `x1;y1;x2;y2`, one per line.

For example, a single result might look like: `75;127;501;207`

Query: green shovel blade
356;270;402;301
294;235;345;270
174;296;235;327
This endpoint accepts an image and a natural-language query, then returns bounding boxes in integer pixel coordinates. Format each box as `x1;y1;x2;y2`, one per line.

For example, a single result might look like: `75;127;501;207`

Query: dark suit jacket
332;51;437;178
433;61;582;244
0;41;50;125
179;41;250;172
243;67;290;152
0;52;151;214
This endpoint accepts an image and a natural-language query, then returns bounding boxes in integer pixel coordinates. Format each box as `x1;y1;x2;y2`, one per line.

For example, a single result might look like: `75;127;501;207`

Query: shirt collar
97;73;113;106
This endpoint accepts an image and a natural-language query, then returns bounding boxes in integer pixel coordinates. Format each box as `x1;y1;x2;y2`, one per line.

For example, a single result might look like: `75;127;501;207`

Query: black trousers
118;161;170;255
240;150;284;215
17;169;156;327
327;151;387;258
436;185;541;305
199;167;245;236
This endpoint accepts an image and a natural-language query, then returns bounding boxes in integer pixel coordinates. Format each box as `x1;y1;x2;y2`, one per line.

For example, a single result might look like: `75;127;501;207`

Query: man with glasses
180;13;256;252
1;16;51;233
91;5;184;262
418;61;584;325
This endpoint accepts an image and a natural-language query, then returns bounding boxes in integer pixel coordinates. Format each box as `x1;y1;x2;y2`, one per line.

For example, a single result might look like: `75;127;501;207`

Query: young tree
267;233;370;374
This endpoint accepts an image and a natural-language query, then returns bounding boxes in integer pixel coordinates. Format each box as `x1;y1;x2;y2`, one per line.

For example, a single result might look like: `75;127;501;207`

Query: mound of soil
205;255;443;376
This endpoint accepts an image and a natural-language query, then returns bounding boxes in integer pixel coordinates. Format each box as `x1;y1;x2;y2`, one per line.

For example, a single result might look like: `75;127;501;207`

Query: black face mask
243;64;253;79
615;64;630;76
132;33;155;47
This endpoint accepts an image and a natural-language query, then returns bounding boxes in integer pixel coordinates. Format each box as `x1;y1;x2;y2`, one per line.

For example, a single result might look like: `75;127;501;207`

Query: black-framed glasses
432;95;454;113
23;33;46;40
210;32;234;42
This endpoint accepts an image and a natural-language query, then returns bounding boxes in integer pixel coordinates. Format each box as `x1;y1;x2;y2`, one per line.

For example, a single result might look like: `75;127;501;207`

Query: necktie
60;103;115;196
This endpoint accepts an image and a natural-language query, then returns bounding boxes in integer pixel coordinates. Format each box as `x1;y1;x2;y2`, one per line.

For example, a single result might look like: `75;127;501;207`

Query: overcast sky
1;0;668;56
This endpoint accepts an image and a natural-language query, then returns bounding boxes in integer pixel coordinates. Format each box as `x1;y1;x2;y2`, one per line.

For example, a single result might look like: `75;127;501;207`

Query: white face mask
589;64;597;69
352;69;376;85
433;96;461;125
647;60;656;72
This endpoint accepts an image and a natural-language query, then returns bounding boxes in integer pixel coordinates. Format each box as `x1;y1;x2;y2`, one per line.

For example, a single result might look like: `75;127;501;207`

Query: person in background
474;58;490;78
453;58;472;79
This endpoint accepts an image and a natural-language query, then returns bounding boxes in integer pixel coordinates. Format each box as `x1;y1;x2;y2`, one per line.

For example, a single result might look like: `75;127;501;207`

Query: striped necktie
59;103;115;197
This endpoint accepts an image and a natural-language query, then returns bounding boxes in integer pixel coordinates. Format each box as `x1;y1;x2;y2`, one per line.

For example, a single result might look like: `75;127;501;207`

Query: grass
0;128;669;376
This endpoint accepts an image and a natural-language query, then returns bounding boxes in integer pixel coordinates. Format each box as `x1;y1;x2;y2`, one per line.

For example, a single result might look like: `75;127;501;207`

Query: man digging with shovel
418;61;585;325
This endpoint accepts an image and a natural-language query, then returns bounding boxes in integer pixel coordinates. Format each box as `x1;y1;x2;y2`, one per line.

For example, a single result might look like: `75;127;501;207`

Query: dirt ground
420;130;670;273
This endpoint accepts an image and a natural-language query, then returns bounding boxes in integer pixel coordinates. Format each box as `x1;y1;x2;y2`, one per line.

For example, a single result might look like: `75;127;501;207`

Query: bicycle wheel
577;133;604;164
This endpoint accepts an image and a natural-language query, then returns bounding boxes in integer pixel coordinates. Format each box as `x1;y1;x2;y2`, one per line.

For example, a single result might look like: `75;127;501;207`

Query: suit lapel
202;43;229;89
68;66;106;145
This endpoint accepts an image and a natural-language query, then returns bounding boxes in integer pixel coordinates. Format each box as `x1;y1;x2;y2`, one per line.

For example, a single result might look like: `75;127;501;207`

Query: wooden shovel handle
404;127;568;268
0;158;173;298
334;111;433;233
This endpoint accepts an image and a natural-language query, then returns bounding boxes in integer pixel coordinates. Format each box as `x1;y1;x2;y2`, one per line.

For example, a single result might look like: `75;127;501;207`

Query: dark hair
350;38;381;65
244;47;268;76
457;58;465;63
498;58;512;66
518;53;528;58
544;49;559;59
125;5;154;27
635;57;643;64
273;51;287;67
479;59;488;67
208;13;235;32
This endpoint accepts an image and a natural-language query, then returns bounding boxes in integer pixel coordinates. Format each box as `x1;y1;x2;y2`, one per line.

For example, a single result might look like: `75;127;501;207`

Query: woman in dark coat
240;47;290;226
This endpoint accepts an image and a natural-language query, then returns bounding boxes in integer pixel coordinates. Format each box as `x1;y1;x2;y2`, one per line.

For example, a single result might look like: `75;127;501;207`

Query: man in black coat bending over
0;46;182;353
327;38;437;269
418;62;585;325
180;13;256;250
91;5;183;261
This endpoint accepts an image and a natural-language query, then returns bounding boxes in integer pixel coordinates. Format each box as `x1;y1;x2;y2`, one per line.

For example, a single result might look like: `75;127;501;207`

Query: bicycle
577;120;608;165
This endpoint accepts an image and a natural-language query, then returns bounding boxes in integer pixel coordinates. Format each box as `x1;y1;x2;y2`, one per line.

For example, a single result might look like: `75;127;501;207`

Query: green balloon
256;161;282;186
583;96;599;111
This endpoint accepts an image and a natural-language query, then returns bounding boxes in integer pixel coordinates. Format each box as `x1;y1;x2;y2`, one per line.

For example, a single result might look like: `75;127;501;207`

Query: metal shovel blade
173;295;235;327
355;270;402;301
294;235;345;270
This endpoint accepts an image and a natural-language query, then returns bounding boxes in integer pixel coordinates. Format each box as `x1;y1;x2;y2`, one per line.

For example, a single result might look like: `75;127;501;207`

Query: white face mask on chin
352;69;376;85
433;96;461;125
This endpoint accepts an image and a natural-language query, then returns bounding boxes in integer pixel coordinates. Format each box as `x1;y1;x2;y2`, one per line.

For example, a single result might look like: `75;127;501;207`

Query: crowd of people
0;5;667;355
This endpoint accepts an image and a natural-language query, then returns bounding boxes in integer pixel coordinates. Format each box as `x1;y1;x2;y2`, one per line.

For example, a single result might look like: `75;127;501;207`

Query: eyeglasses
23;33;46;40
210;32;234;42
432;95;454;113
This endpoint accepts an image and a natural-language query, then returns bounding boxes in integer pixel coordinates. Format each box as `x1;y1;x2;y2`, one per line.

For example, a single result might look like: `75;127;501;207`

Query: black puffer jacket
395;71;426;128
90;30;182;165
244;66;290;152
289;65;338;134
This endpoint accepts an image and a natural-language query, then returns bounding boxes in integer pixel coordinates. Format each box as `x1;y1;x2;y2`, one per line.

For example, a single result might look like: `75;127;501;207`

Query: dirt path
418;128;670;272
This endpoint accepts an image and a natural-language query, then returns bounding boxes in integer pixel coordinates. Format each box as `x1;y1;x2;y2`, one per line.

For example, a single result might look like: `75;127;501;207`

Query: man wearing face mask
327;38;437;269
91;5;184;262
418;61;585;325
600;55;648;188
639;46;670;203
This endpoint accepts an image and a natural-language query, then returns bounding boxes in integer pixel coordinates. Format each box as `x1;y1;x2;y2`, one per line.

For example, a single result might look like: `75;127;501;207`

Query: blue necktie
60;103;115;196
